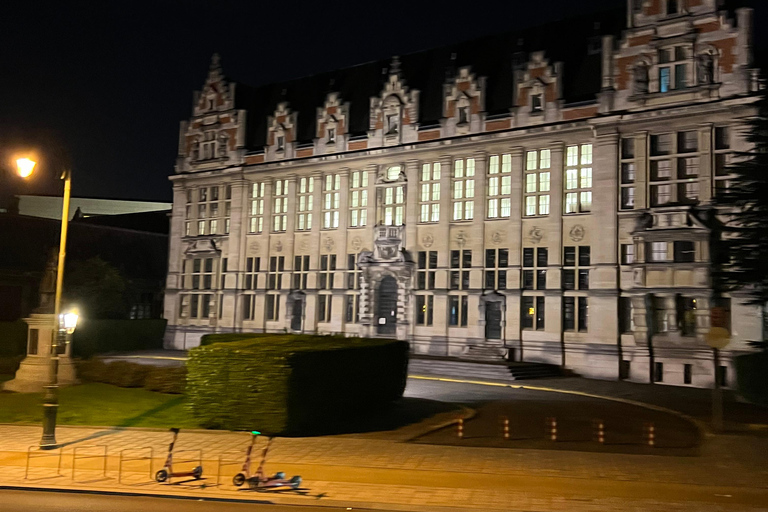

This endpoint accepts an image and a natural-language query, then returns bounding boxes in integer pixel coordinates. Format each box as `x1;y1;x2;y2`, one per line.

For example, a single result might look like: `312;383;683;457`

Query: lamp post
40;167;74;449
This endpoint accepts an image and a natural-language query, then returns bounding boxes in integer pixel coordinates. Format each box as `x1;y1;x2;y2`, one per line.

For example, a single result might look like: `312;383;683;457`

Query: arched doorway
376;275;398;335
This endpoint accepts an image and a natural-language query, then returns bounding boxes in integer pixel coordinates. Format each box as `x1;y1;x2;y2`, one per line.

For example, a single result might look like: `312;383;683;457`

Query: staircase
408;356;561;382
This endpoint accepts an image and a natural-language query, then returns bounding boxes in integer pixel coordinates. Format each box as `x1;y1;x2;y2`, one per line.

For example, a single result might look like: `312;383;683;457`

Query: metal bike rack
216;451;245;486
25;445;63;479
71;444;108;481
118;447;153;484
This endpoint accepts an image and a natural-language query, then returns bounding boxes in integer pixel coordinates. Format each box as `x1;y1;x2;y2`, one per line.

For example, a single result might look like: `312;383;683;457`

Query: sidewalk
2;423;768;511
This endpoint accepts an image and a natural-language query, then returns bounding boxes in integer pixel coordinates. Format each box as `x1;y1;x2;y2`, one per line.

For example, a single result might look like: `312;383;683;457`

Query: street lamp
16;158;36;178
38;164;74;450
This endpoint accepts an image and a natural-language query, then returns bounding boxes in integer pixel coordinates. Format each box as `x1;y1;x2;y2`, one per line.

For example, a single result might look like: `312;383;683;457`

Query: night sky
0;0;762;203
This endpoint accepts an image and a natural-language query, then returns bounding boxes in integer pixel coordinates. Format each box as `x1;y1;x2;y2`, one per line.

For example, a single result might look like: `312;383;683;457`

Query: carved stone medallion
249;241;260;254
351;236;363;252
491;231;504;245
528;226;543;244
569;224;585;242
422;233;434;248
274;241;283;253
323;236;335;252
455;231;467;247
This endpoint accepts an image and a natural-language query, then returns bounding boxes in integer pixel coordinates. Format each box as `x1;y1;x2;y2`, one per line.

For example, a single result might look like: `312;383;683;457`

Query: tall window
417;251;438;290
416;295;434;326
620;138;635;210
420;162;441;223
272;179;288;232
448;295;468;327
564;144;592;213
563;246;589;290
323;174;341;229
267;256;284;290
484;249;508;290
452;157;475;221
244;257;261;290
265;294;280;321
563;297;588;332
524;150;551;216
296;177;313;231
196;187;209;236
349;171;368;227
621;244;635;265
648;241;670;262
382;184;405;225
522;248;547;290
185;190;193;236
487;154;512;219
650;131;700;206
714;126;733;195
522;296;545;330
293;255;310;289
249;182;265;234
181;257;218;320
450;250;471;290
318;255;335;322
345;253;361;323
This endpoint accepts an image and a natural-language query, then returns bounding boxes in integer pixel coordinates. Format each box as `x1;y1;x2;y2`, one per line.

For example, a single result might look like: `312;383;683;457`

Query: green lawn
0;382;200;428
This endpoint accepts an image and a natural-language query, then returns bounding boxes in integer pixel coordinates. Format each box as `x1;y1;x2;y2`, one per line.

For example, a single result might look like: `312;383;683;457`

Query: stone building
165;0;764;387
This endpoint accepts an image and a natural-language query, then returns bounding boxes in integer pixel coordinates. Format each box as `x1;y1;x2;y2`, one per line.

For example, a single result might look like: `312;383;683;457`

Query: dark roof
73;209;170;235
228;7;625;147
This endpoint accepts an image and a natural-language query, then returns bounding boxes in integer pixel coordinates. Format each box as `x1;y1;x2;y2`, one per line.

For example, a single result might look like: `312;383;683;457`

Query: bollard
501;416;510;440
546;417;557;441
457;418;464;439
644;422;655;447
593;420;605;444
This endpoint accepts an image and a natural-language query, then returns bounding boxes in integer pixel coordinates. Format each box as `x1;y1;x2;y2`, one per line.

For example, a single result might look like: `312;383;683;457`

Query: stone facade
164;1;764;388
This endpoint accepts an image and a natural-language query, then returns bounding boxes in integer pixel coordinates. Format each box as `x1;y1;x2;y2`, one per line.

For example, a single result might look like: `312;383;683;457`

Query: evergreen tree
714;89;768;308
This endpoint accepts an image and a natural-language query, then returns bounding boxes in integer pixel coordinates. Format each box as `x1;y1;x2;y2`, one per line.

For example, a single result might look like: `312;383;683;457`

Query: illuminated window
521;296;545;330
349;171;368;227
419;162;441;223
249;182;265;234
296;177;313;231
524;150;551;216
487;154;512;219
415;295;433;326
323;174;340;229
564;144;592;214
382;185;405;226
452;157;475;221
272;179;288;232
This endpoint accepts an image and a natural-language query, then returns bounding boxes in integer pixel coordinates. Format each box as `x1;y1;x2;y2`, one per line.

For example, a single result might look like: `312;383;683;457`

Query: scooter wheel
155;469;168;483
247;478;260;491
274;471;285;480
232;473;246;487
290;475;302;488
193;466;203;479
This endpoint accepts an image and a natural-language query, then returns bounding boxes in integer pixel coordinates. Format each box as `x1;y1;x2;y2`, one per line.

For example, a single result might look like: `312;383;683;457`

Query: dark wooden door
376;276;397;335
485;301;502;340
291;299;303;331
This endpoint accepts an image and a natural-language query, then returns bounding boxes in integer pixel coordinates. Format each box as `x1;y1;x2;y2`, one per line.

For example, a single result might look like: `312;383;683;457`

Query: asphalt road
0;489;402;512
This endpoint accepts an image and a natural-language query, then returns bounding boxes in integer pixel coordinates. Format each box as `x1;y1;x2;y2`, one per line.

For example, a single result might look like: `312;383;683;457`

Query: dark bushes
186;334;409;434
76;358;185;394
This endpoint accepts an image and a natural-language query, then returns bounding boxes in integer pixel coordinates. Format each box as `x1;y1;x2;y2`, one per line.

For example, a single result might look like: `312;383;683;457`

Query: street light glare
60;308;79;334
16;158;36;178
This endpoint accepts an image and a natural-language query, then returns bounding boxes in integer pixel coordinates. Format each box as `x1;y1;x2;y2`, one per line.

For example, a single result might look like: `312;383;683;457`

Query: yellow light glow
16;158;36;178
60;308;80;334
528;307;535;315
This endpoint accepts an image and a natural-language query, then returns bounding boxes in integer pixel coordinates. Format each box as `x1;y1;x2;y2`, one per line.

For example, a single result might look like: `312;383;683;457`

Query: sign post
706;306;730;433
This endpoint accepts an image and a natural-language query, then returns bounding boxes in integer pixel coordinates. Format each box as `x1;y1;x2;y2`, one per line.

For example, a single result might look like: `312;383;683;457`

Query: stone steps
408;358;561;382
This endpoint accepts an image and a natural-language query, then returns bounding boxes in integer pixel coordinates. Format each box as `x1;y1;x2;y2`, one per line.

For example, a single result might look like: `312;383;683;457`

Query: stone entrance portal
485;301;502;340
376;275;398;335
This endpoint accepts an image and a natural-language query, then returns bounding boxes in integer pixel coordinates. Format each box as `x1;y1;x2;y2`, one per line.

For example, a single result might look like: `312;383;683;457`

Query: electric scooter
232;431;260;486
244;435;301;491
155;427;203;483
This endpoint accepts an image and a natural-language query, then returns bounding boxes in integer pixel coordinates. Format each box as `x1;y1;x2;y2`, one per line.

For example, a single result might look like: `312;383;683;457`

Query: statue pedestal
3;314;78;393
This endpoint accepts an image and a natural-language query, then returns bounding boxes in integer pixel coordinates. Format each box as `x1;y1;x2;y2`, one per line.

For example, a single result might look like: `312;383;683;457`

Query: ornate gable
444;66;485;135
515;51;562;118
316;92;349;153
369;57;419;146
193;54;233;116
267;102;298;158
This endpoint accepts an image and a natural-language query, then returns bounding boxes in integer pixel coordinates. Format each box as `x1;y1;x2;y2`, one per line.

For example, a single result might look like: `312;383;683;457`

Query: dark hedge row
186;334;408;434
77;358;186;394
72;319;167;358
735;351;768;406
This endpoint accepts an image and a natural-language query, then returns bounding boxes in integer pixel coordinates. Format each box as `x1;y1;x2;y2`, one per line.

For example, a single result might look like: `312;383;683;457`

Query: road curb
403;405;477;443
408;374;711;438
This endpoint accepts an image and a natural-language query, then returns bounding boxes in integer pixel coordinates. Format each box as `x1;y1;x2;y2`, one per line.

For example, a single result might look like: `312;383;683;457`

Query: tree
713;89;768;309
63;257;128;319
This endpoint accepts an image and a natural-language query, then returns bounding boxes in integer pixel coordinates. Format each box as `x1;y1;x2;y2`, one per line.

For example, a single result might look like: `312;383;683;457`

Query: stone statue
698;53;714;85
34;248;58;314
634;62;649;94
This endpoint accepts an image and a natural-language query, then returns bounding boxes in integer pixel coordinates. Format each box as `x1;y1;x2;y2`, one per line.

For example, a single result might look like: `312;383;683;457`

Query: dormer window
658;46;688;92
386;165;401;181
277;135;285;151
201;131;216;160
666;0;678;15
458;106;468;124
328;128;335;143
386;113;399;135
531;93;543;112
631;0;642;14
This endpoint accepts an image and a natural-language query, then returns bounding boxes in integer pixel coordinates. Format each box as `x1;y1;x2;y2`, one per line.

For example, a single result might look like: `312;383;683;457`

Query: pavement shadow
117;395;186;428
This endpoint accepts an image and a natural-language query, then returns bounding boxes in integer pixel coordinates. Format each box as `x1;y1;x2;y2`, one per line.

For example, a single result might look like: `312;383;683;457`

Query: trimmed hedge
0;355;24;375
186;334;409;434
76;358;186;394
735;351;768;406
199;332;270;346
0;321;28;356
72;319;167;358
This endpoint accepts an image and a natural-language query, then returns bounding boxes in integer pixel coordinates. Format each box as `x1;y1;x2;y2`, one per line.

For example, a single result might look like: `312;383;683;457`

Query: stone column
224;178;246;331
404;159;420;252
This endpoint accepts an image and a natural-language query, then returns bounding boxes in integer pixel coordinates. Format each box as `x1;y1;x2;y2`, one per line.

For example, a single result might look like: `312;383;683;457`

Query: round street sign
706;327;731;349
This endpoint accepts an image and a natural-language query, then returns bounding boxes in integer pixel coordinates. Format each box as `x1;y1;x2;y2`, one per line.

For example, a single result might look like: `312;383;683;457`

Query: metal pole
712;347;723;432
41;170;71;449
